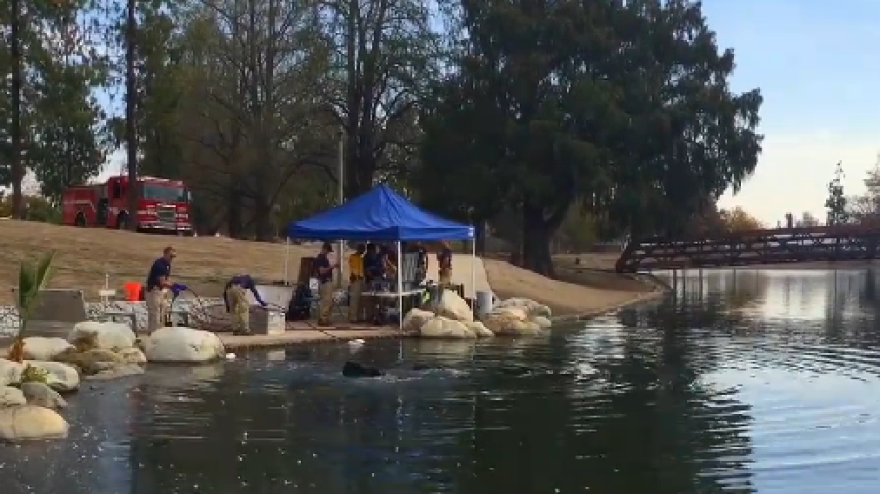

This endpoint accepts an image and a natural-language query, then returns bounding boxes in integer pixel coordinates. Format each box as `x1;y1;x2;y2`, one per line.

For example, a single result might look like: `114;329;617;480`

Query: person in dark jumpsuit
224;274;267;335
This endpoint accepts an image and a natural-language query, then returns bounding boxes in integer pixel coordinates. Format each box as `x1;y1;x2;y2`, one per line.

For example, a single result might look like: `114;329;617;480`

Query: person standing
380;244;397;282
224;273;267;335
437;241;453;286
363;243;382;284
315;242;338;326
414;242;429;284
348;244;366;323
145;246;178;333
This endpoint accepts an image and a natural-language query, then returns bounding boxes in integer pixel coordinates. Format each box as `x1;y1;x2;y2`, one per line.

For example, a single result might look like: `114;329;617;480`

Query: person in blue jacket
224;274;267;335
145;246;188;333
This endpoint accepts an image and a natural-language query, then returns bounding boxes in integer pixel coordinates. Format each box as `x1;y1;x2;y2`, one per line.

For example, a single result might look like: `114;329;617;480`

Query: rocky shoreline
0;320;228;442
0;297;225;336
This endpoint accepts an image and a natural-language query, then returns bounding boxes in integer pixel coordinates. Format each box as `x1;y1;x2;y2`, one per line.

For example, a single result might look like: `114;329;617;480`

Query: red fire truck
61;175;193;235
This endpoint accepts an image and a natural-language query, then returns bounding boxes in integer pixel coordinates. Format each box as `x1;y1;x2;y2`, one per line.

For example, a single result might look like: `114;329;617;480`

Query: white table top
361;288;426;298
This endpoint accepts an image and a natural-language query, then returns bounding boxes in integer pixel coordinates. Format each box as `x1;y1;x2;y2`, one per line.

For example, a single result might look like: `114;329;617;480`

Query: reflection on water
3;269;880;493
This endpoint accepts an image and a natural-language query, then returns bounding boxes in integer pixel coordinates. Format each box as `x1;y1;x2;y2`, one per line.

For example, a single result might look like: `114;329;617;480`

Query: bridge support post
698;269;704;300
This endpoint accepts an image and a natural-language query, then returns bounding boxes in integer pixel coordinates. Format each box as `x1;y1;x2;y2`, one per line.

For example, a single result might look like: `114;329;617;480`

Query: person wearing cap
145;246;183;333
437;241;453;286
315;242;339;326
414;242;429;284
224;273;267;335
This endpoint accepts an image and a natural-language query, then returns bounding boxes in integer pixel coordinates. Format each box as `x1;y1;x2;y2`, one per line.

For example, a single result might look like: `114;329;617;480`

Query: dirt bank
483;258;661;317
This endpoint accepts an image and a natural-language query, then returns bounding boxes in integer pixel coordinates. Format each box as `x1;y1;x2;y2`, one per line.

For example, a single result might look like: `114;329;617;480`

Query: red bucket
123;282;142;302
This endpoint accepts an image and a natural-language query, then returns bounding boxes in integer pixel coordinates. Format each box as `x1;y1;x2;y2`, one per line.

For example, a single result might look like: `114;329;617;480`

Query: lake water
2;269;880;493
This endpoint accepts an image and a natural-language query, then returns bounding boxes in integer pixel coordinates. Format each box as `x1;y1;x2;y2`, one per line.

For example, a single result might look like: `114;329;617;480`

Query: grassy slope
0;220;302;305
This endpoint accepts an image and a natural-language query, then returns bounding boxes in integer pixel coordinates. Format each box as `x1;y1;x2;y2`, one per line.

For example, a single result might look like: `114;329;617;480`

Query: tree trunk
520;204;555;277
346;151;375;197
125;0;139;230
475;221;487;256
253;198;273;241
227;182;242;239
10;0;24;219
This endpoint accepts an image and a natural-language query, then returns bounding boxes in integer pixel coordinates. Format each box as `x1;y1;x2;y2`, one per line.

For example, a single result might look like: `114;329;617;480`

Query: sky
91;0;880;226
705;0;880;225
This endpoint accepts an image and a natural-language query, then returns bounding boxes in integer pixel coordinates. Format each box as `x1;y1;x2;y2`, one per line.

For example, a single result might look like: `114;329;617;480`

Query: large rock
402;308;435;333
21;337;74;361
25;361;80;392
483;313;544;336
0;405;69;442
532;316;552;330
69;321;137;351
435;290;474;322
118;347;147;365
0;359;24;387
506;320;543;336
53;348;124;375
420;316;476;339
20;382;67;409
86;364;145;381
0;386;26;407
492;306;529;321
482;312;520;334
495;298;552;318
464;321;494;338
144;327;225;363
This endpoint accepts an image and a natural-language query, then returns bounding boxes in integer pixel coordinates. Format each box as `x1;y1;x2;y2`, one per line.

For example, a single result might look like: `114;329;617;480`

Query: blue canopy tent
283;185;476;327
286;184;474;241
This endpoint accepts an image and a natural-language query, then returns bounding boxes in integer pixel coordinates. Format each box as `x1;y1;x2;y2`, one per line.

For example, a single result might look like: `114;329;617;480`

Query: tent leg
337;240;345;288
397;241;404;330
471;239;476;313
283;238;290;285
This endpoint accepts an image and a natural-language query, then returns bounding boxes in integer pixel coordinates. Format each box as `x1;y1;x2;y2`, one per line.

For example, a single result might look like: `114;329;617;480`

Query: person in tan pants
315;242;338;326
144;246;176;333
223;273;267;335
437;241;453;286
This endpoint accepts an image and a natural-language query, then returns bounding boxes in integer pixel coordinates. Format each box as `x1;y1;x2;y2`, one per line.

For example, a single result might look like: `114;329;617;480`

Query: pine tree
825;162;849;225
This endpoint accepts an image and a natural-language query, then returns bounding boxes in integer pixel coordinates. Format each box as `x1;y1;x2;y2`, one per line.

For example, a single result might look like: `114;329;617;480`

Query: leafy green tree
30;12;108;202
417;0;763;276
1;0;108;207
105;0;185;179
596;0;763;239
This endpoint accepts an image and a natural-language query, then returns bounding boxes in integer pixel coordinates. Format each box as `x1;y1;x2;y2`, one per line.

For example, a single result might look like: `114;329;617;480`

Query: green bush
0;194;62;223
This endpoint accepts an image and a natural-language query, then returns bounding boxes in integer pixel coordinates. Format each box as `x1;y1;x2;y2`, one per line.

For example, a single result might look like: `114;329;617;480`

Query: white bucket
476;290;493;317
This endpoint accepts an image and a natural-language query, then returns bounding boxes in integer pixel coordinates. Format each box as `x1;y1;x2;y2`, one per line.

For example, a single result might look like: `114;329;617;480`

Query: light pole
337;127;345;287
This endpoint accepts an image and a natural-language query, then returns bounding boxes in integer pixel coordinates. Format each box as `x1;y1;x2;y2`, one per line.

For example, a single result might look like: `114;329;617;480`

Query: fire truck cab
61;175;193;235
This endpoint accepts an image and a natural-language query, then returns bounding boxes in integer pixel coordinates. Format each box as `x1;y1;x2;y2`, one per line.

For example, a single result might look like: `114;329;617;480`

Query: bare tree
176;0;330;239
321;0;440;196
